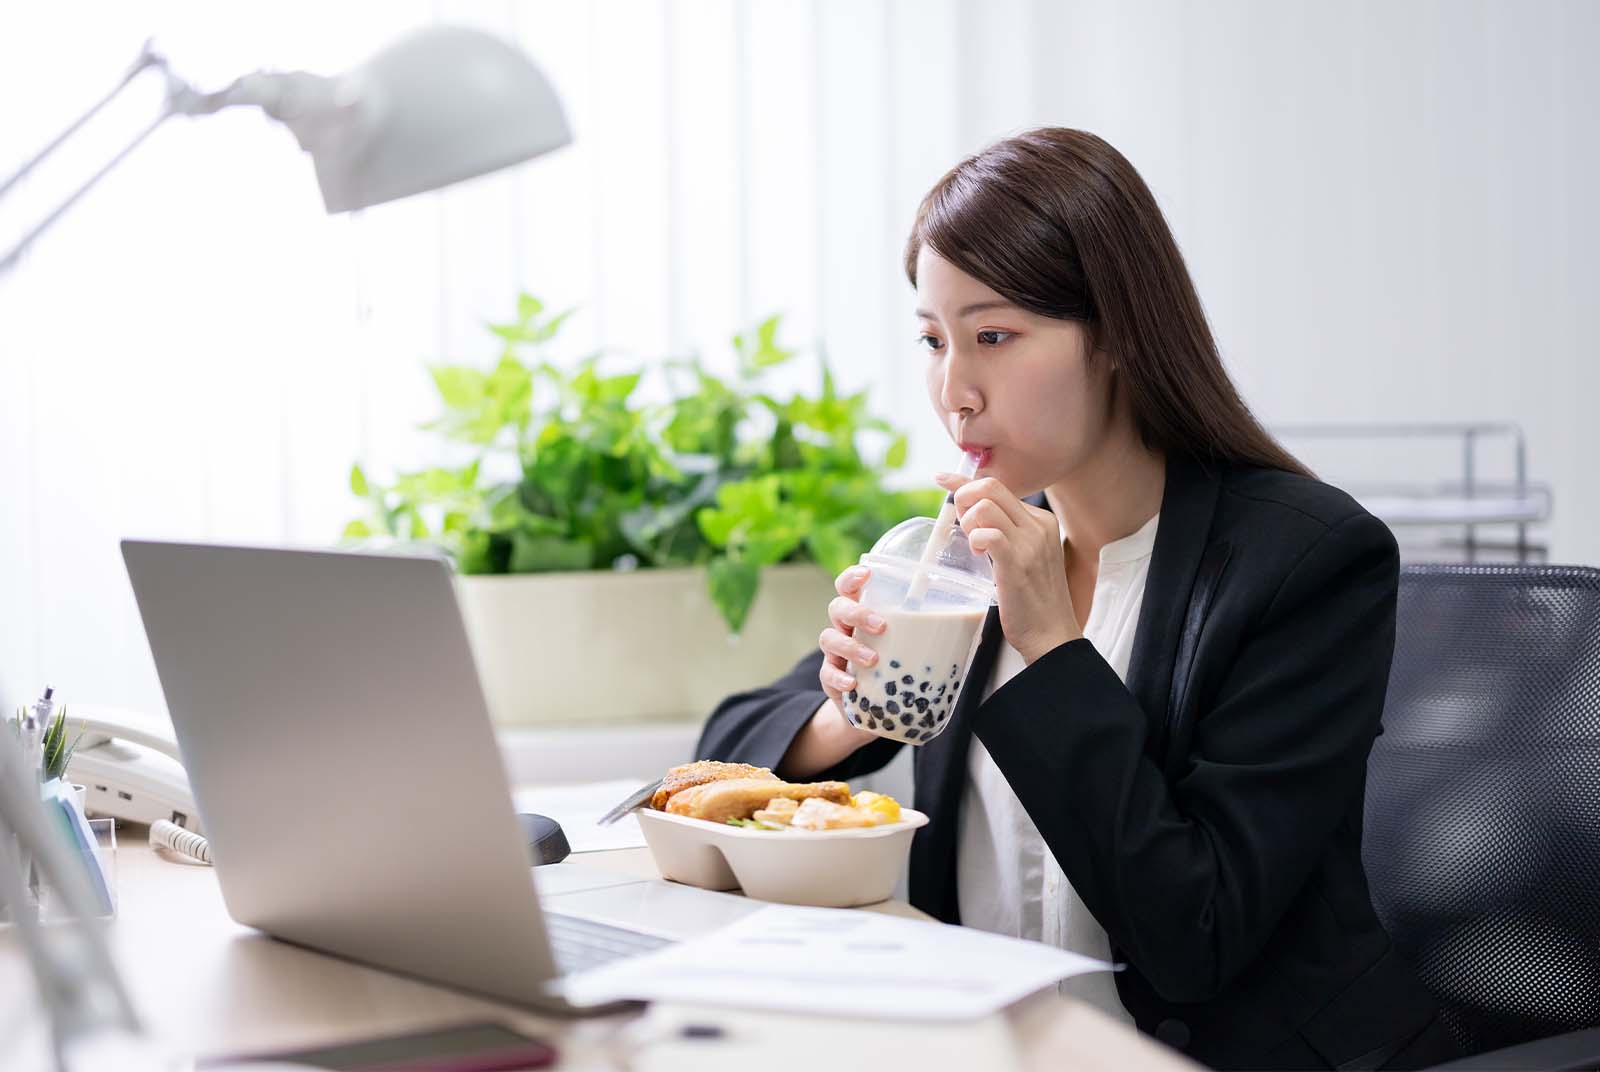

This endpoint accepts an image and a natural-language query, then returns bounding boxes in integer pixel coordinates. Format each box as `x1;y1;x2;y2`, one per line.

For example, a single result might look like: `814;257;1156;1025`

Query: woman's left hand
934;472;1083;663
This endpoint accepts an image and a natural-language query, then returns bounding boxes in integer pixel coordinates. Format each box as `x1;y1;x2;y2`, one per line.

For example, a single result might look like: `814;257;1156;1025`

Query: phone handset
61;703;200;833
66;704;184;764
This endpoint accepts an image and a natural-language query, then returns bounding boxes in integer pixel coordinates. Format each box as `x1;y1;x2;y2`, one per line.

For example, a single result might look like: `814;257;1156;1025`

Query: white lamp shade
307;25;571;213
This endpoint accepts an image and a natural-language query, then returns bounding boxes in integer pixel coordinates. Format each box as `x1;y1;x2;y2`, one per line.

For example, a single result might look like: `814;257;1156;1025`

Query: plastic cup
843;516;995;744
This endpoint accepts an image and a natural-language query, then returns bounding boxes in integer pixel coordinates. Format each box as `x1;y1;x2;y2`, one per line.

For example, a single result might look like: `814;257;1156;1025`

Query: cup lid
860;516;995;604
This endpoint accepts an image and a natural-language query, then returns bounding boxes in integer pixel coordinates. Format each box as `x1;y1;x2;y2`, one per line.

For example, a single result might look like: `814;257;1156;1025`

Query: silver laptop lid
120;539;562;1005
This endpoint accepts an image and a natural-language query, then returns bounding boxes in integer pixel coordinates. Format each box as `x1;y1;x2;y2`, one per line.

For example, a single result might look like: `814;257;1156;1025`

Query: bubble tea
843;510;996;744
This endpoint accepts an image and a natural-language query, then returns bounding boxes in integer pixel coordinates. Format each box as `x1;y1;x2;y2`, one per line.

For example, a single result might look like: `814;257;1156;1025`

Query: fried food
665;777;851;823
650;760;777;811
752;797;800;826
789;797;887;830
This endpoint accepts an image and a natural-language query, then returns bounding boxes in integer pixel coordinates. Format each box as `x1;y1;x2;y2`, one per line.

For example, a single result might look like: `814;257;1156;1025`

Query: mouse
518;812;571;865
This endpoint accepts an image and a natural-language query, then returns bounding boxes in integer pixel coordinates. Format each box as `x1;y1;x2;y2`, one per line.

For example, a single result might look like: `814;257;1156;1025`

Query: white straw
902;451;981;610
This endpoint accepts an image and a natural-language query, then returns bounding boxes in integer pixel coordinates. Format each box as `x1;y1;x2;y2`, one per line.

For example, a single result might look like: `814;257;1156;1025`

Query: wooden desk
1;823;1193;1071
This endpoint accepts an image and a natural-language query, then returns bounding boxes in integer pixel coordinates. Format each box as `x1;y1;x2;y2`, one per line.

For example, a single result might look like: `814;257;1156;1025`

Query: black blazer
695;453;1458;1070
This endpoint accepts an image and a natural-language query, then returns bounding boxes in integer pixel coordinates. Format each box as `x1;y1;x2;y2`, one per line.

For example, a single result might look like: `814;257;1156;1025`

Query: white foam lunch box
635;806;929;908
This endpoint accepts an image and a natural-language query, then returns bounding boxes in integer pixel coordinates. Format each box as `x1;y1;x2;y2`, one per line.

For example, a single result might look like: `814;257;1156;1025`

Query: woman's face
914;247;1118;498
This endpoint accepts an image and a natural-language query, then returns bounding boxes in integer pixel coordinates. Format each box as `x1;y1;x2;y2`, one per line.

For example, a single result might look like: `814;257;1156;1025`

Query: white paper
557;903;1117;1019
512;779;649;853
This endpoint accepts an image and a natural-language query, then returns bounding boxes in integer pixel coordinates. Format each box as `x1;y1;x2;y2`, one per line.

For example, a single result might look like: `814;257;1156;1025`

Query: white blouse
955;510;1160;1023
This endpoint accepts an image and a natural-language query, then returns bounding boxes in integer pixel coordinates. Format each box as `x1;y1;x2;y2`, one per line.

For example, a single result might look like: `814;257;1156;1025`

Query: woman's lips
960;446;993;469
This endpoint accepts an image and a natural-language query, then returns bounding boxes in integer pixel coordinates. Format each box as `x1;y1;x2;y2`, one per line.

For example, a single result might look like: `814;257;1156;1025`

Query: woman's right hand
817;565;888;712
780;565;886;778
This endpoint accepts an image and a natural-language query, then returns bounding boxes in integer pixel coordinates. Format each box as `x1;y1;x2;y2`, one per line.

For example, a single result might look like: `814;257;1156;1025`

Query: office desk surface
1;823;1194;1071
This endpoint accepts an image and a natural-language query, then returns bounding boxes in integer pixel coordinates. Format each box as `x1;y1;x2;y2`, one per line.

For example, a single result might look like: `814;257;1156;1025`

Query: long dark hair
905;127;1310;479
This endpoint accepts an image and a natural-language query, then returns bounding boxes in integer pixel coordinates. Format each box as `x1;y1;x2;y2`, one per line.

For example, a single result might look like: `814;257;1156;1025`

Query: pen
22;686;53;790
17;685;52;899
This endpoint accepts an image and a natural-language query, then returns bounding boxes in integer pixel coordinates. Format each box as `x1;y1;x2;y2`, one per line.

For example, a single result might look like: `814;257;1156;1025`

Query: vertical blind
2;0;1595;718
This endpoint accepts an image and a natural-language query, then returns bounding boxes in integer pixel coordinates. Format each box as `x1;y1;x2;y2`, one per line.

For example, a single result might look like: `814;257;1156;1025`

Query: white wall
3;0;1596;719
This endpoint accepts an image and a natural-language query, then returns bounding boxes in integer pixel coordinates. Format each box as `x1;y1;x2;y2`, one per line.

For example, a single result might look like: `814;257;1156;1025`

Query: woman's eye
977;330;1015;345
917;334;943;352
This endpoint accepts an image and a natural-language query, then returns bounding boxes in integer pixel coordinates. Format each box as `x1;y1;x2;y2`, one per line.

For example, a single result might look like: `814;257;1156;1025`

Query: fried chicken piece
665;778;851;823
752;797;800;826
650;760;777;811
789;797;885;831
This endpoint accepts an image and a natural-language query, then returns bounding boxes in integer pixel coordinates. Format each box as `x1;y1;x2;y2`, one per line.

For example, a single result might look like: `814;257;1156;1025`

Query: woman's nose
938;354;982;416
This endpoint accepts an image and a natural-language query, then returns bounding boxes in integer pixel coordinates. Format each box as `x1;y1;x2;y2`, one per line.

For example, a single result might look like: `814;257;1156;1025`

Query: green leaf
517;293;545;322
342;519;373;540
457;530;498;574
527;306;576;344
349;463;370;498
707;555;760;635
734;314;796;378
750;315;795;369
597;371;642;404
884;433;909;470
510;531;595;572
429;365;487;410
806;522;861;578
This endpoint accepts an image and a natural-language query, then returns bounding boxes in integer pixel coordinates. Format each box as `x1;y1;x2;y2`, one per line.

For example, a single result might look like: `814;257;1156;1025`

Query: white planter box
457;564;836;726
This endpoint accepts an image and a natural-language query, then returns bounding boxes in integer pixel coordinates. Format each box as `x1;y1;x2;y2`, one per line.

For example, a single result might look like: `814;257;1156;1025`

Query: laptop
120;539;756;1011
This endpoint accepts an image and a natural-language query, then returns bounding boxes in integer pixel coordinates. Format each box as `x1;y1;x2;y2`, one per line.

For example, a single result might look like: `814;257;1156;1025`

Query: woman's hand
776;565;882;779
817;565;888;710
934;472;1083;663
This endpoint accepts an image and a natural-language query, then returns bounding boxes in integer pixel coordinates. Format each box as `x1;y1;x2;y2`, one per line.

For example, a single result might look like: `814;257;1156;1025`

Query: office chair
1364;564;1600;1069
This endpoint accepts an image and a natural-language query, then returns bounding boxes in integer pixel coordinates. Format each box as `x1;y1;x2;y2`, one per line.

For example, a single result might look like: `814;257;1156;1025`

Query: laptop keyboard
545;911;673;974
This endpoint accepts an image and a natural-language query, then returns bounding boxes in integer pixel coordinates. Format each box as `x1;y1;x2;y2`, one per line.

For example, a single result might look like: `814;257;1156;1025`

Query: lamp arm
0;40;166;200
0;39;337;278
0;39;193;277
0;111;173;276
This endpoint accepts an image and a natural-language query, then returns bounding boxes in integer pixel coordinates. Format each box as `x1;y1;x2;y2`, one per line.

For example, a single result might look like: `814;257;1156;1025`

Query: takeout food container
636;806;929;908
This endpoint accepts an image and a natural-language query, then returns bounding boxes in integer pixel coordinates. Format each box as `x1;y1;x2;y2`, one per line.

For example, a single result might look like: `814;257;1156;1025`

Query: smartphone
200;1020;558;1071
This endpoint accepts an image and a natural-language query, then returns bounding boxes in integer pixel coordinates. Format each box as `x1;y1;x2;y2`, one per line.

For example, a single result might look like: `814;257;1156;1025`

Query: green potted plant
345;295;939;726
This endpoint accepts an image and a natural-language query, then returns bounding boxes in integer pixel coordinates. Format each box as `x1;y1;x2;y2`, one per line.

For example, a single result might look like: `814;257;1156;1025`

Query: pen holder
2;816;118;926
40;816;118;922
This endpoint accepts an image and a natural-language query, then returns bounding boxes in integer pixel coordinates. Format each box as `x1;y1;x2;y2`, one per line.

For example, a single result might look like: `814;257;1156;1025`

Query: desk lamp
0;24;570;1072
1;23;571;272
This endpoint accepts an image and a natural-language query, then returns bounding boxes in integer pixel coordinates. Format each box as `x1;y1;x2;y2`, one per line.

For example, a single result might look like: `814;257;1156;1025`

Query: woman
697;129;1458;1070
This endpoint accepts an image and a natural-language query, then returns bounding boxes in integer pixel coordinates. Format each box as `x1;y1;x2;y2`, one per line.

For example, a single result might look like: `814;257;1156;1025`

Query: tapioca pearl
886;700;900;714
901;674;914;686
870;704;884;718
858;696;870;710
890;659;901;669
923;665;932;673
914;697;929;713
885;681;896;696
899;712;914;726
919;681;929;693
847;690;857;702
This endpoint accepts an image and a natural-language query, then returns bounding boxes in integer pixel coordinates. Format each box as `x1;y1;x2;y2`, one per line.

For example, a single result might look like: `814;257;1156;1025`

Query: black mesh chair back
1364;564;1600;1056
